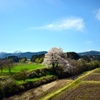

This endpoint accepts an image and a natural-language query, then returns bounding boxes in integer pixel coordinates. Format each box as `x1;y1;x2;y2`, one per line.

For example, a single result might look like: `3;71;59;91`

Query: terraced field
50;68;100;100
52;82;100;100
3;79;73;100
2;68;100;100
82;73;100;81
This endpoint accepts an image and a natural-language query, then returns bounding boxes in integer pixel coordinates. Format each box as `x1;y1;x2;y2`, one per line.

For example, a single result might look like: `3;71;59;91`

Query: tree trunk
52;63;56;74
52;63;55;68
9;66;11;73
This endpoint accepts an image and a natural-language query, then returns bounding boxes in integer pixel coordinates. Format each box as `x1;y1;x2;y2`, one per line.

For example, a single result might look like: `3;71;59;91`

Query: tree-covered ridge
0;51;47;59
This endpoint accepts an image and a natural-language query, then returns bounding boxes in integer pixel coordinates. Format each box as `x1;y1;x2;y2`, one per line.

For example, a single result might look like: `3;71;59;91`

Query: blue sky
0;0;100;53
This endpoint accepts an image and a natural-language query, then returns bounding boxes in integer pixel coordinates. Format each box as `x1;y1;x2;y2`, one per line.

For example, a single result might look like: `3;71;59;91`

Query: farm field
0;63;46;85
51;68;100;100
0;63;45;74
1;60;100;100
0;62;57;100
11;63;45;72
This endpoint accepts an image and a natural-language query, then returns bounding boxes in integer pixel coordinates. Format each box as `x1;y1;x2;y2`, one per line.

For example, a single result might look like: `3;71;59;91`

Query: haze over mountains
0;50;100;59
0;51;47;59
78;50;100;56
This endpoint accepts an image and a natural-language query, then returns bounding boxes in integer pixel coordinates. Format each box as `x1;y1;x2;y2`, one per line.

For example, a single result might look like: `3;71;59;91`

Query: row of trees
43;47;100;77
1;54;44;63
5;56;27;63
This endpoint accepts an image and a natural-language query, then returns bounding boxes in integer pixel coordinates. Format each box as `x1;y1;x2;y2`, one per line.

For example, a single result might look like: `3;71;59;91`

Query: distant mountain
0;51;47;59
78;50;100;56
0;52;7;58
1;50;100;59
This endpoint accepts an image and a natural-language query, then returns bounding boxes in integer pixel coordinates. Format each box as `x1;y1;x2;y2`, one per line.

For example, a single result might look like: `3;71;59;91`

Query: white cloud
30;17;84;31
96;8;100;20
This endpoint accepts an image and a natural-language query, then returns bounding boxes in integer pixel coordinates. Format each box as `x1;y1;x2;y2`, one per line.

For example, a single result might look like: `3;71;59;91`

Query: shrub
0;75;57;99
13;69;28;81
87;60;100;70
20;75;57;90
69;59;100;75
0;78;18;99
29;68;53;78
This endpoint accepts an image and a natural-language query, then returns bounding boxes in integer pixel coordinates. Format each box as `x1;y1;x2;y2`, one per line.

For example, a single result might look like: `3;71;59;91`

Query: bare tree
6;60;14;73
0;59;14;73
0;60;4;73
0;60;8;73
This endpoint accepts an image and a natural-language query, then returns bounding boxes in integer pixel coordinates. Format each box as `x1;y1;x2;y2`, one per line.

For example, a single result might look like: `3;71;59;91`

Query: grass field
48;68;100;100
0;63;45;74
12;63;45;72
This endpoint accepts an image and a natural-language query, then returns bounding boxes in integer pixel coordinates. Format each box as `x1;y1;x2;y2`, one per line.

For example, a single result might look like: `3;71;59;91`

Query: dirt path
3;78;73;100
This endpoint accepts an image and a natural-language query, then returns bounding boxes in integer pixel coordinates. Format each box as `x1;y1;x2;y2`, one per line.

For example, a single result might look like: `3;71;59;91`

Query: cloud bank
30;17;84;31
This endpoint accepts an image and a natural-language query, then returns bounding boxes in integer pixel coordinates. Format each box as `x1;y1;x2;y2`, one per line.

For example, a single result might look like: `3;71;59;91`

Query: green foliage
29;67;53;78
0;75;57;99
14;69;28;81
16;75;57;84
31;54;44;63
20;57;27;63
67;52;80;60
35;57;44;63
81;56;91;62
87;60;100;70
54;66;69;78
6;56;20;62
19;75;57;89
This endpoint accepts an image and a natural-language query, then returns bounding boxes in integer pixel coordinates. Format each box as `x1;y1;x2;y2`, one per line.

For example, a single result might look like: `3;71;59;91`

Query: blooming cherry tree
43;47;72;73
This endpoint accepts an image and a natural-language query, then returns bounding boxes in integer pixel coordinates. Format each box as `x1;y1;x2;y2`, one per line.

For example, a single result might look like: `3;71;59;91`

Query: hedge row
13;67;53;80
0;75;57;100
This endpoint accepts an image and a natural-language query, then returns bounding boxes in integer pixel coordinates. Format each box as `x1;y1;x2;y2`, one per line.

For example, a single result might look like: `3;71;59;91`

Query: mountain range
0;51;47;59
78;50;100;56
0;50;100;59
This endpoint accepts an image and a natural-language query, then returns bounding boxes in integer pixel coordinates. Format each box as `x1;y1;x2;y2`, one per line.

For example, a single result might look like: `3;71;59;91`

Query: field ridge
40;68;97;100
